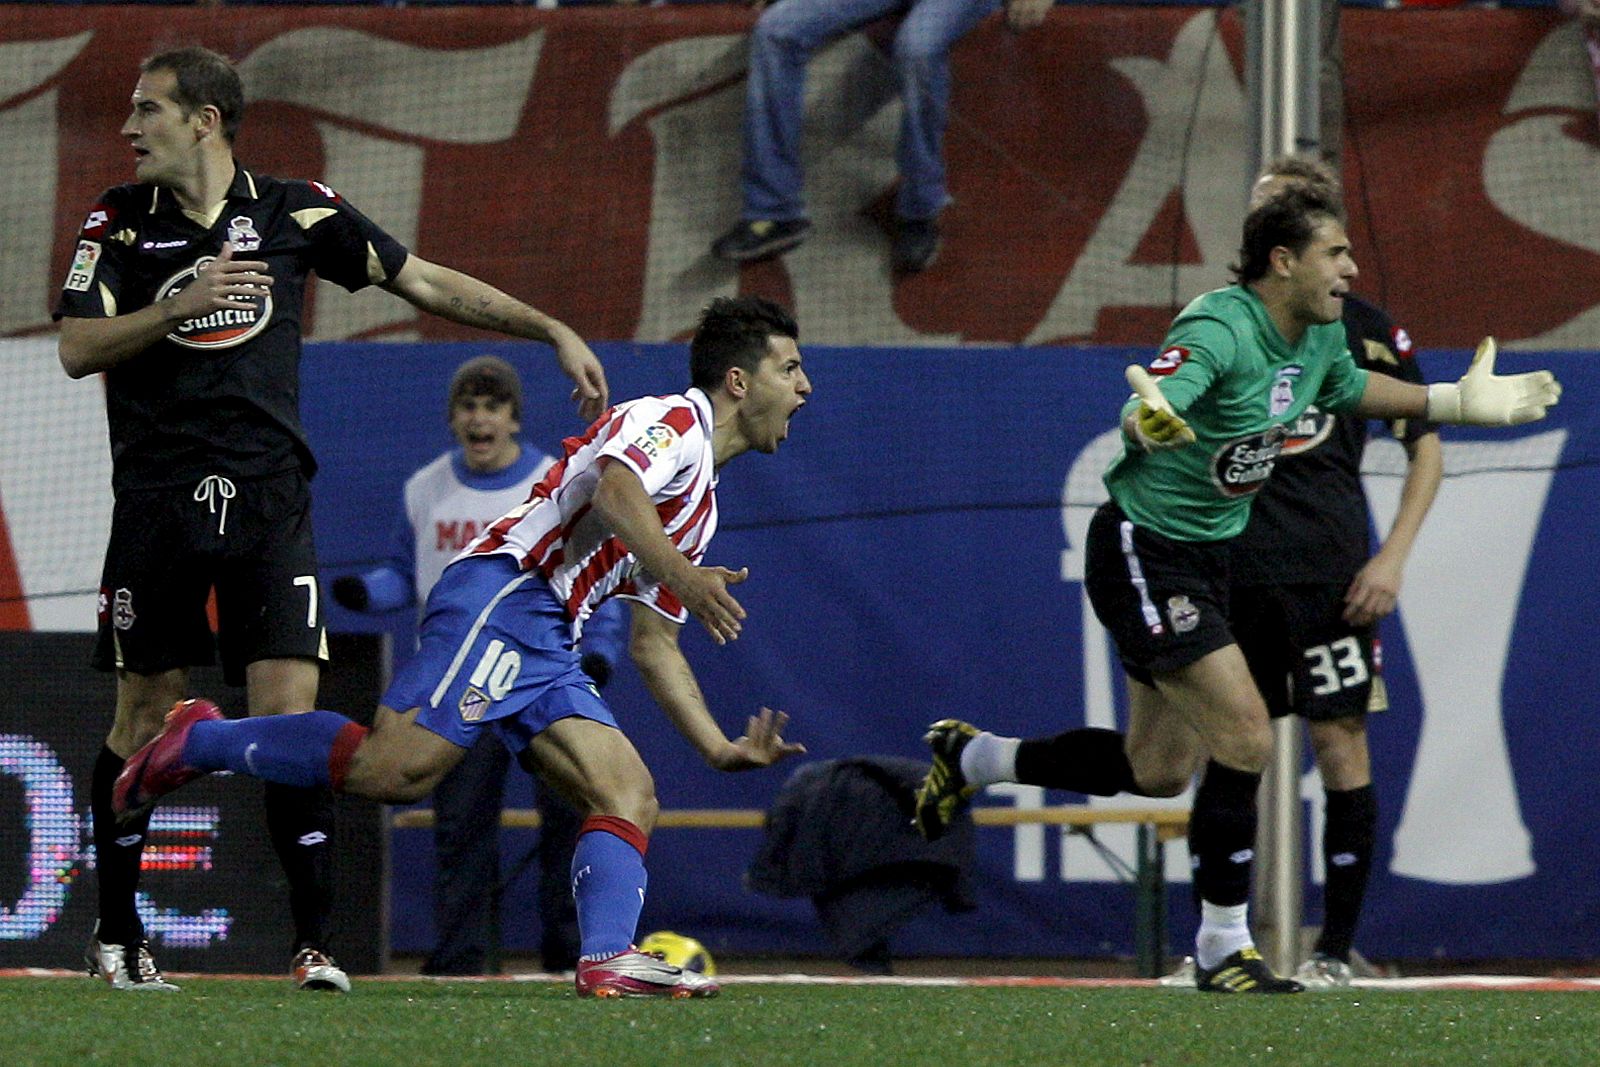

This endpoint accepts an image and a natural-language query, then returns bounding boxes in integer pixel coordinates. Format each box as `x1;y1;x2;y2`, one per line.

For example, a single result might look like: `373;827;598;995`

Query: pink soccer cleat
574;947;720;999
113;698;224;821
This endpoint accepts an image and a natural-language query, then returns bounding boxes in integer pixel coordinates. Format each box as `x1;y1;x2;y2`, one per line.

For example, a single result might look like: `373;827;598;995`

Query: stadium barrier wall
0;633;388;974
10;338;1593;963
0;5;1595;350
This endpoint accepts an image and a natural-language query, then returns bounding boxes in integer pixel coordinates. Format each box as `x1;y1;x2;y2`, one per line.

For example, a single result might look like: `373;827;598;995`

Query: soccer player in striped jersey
114;296;811;998
329;354;626;976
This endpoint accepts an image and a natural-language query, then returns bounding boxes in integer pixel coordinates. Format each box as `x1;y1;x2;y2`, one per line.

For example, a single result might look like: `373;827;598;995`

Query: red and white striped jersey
463;388;719;633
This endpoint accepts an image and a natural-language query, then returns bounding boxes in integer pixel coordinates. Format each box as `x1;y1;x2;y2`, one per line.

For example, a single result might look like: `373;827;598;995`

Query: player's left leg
1303;714;1374;988
244;656;352;990
522;715;716;998
1153;646;1300;993
222;470;345;989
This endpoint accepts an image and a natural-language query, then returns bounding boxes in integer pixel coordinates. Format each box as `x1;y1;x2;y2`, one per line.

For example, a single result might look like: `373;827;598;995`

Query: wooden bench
391;804;1190;977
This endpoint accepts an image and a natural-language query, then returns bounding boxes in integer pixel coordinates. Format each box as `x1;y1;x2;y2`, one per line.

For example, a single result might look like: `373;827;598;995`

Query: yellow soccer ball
637;930;716;976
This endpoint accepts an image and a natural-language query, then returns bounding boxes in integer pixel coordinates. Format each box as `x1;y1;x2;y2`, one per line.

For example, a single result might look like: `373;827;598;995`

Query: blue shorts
383;554;618;753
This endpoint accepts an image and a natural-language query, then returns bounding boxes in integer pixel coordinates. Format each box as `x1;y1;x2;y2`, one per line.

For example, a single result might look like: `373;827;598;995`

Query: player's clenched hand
712;707;806;771
169;242;272;320
677;564;749;645
1425;337;1561;427
1123;365;1196;451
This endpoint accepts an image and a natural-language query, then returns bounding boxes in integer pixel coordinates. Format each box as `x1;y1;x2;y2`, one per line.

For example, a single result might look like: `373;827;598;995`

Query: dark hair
689;297;798;392
1259;154;1343;205
1231;185;1343;285
448;355;523;422
1254;154;1344;211
141;47;244;143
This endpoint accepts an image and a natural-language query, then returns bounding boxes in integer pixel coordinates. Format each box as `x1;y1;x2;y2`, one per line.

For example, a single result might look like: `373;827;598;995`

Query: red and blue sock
184;711;368;790
572;815;649;960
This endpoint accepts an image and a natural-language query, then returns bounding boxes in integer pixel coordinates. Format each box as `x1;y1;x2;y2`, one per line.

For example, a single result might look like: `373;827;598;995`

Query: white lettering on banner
1485;23;1600;349
1364;433;1565;884
1027;13;1247;344
0;33;94;335
617;35;956;344
237;29;545;341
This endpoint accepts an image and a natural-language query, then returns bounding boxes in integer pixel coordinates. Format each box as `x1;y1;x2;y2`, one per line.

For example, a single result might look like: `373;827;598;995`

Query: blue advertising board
302;341;1598;963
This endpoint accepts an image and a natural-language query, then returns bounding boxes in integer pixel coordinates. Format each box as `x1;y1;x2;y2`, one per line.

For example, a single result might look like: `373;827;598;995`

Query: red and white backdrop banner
1;5;1596;350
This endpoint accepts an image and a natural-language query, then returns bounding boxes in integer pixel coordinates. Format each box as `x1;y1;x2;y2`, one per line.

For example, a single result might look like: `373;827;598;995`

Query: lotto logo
1150;346;1188;374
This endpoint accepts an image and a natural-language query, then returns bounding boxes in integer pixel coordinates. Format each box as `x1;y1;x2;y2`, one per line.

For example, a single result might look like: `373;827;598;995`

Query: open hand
713;707;806;770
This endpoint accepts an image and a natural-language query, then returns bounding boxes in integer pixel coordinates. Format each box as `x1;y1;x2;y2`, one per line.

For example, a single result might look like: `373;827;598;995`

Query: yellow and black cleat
913;719;980;841
1195;946;1305;994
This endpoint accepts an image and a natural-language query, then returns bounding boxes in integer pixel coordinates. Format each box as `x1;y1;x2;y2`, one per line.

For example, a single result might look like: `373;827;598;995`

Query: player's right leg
88;669;187;991
87;486;218;991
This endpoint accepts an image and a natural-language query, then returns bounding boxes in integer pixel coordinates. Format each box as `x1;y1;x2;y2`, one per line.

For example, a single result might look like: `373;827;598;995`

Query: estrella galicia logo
1280;404;1336;456
157;256;273;349
1210;424;1289;499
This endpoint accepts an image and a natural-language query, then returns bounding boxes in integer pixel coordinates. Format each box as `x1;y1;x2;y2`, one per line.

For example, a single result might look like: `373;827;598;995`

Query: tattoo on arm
446;294;513;331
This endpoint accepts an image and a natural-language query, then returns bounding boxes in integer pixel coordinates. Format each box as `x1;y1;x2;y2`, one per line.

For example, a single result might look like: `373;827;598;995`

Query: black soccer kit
1228;295;1433;721
56;167;410;684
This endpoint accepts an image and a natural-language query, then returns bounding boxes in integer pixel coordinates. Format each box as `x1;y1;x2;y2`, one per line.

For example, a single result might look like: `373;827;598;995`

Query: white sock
959;732;1020;787
1195;902;1252;970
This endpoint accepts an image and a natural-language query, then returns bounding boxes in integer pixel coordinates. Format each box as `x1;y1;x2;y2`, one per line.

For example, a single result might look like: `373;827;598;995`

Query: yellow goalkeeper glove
1124;365;1197;451
1425;337;1562;426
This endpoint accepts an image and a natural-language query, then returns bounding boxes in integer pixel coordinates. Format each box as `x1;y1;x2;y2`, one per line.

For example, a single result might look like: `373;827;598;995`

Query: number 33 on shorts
1302;635;1369;696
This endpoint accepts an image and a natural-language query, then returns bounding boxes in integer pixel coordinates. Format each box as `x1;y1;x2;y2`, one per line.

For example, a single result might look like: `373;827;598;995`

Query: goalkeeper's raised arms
1424;337;1562;426
1124;364;1197;451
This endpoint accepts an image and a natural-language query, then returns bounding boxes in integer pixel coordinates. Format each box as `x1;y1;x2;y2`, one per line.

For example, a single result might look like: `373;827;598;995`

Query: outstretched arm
1356;338;1560;426
628;603;804;771
384;254;608;421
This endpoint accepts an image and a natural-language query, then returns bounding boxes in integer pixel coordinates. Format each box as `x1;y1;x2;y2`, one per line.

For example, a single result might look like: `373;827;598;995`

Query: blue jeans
741;0;1000;223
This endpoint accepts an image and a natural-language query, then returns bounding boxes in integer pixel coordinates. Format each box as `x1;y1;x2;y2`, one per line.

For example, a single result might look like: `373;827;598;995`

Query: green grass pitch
7;979;1600;1067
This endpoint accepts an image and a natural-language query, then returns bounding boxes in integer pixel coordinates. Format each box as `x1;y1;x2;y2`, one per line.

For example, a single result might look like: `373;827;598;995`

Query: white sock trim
959;732;1020;787
1196;902;1252;970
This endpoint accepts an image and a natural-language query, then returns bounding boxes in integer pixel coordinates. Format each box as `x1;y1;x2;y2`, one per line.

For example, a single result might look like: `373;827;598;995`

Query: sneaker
574;948;720;999
292;947;351;993
913;718;979;841
710;218;811;263
1157;955;1197;989
892;217;941;273
85;925;180;992
1295;953;1354;990
1195;946;1304;994
113;698;223;821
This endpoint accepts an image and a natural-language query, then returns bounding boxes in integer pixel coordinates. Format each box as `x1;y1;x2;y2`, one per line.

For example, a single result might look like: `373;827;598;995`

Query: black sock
1188;760;1261;907
91;746;151;945
1014;728;1142;796
264;782;335;954
1316;784;1376;962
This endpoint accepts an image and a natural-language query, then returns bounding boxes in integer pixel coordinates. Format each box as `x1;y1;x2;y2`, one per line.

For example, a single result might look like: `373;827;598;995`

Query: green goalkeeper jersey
1103;285;1370;543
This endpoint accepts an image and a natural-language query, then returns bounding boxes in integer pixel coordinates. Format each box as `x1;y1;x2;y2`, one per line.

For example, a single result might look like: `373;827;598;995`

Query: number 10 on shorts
469;640;521;701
